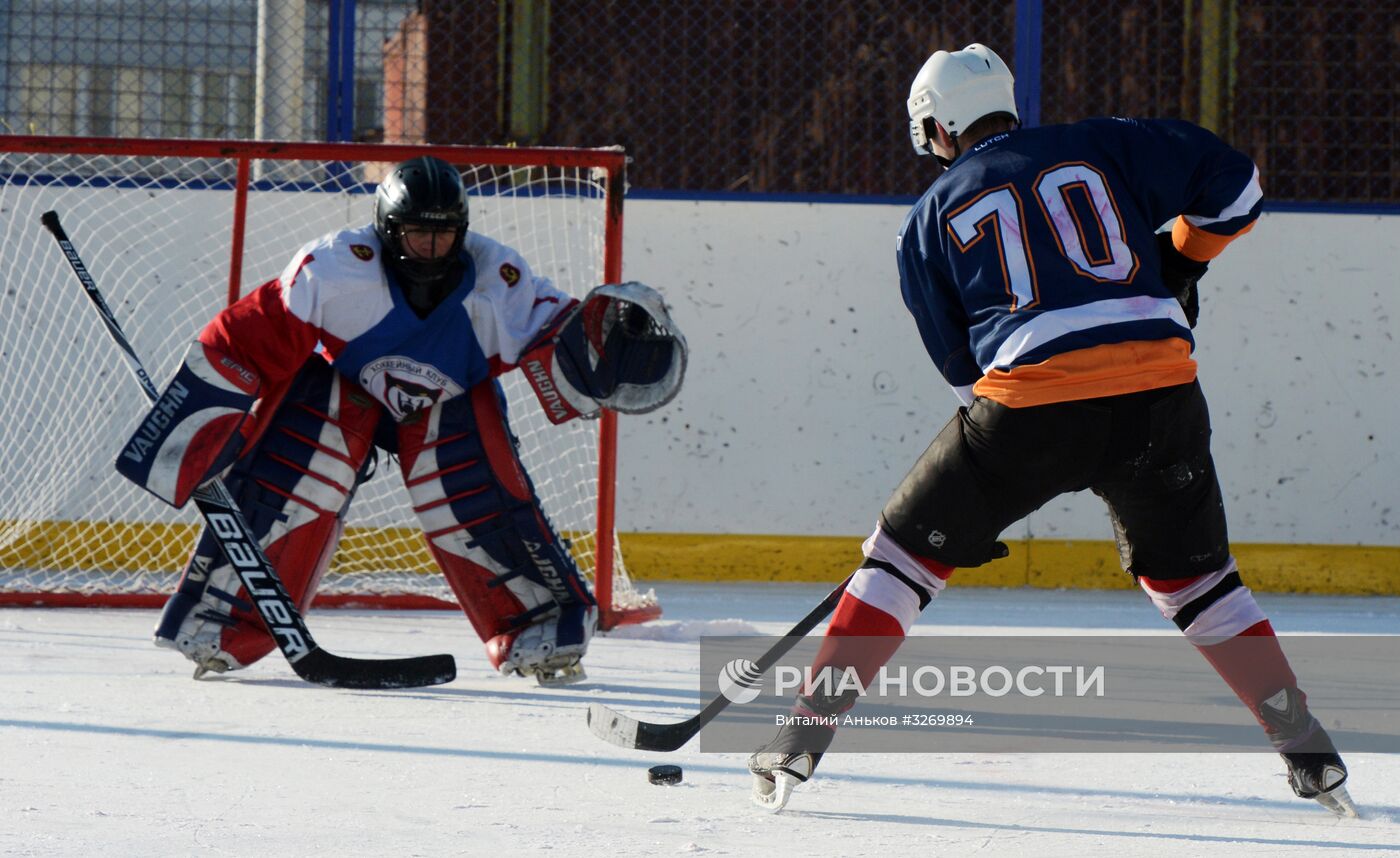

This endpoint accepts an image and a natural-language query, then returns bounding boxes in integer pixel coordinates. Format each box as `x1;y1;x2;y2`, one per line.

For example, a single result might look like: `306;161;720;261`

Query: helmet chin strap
934;130;963;169
395;256;465;318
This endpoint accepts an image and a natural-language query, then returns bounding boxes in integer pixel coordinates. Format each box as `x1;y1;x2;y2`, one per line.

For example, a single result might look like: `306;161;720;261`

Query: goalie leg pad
153;360;380;672
397;381;596;675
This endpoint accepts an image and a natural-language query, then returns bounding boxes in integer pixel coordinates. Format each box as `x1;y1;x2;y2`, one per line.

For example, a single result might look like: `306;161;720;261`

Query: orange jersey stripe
972;338;1197;408
1172;215;1255;262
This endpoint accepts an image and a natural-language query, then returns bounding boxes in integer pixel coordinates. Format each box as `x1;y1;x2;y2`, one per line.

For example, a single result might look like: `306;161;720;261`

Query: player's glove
1157;232;1208;329
984;541;1011;564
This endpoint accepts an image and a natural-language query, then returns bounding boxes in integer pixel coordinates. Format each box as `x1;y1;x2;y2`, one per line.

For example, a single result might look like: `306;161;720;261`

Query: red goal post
0;135;659;629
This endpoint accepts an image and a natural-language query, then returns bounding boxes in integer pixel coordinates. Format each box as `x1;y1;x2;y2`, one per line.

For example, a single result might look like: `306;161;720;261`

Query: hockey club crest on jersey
350;244;375;261
499;263;521;286
359;356;464;419
385;373;443;416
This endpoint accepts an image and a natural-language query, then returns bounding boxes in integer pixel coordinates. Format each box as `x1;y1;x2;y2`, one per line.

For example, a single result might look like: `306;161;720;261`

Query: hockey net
0;136;658;629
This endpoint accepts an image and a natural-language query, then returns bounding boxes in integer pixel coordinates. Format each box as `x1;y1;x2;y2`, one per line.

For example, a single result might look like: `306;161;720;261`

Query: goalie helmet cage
0;134;659;630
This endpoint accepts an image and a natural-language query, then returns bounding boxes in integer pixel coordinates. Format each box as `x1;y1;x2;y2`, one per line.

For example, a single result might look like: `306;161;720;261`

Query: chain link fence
3;0;1396;203
1041;1;1399;205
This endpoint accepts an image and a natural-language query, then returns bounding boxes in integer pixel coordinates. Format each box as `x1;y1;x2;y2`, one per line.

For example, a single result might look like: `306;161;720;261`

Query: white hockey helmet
908;43;1018;156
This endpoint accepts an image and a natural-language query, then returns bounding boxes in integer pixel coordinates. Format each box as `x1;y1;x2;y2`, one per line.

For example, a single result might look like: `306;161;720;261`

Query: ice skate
522;656;587;687
1281;749;1359;818
747;700;841;812
1260;688;1360;818
748;745;823;812
489;604;594;687
153;587;248;680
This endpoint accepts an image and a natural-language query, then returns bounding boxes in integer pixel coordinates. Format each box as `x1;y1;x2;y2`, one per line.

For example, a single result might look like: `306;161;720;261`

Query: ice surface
2;584;1397;856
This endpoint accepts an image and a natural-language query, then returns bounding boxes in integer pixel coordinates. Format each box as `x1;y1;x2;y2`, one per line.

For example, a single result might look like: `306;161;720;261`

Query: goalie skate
153;587;248;680
488;604;594;686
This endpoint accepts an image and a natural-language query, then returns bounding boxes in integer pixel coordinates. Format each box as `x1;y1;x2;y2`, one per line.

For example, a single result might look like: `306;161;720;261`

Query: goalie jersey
202;225;574;420
898;116;1262;407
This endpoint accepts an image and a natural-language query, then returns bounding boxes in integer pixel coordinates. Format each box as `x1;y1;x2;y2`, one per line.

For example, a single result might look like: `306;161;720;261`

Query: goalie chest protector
276;225;572;421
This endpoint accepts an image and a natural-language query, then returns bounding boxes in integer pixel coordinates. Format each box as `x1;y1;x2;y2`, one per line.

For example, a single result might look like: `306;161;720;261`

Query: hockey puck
647;764;683;785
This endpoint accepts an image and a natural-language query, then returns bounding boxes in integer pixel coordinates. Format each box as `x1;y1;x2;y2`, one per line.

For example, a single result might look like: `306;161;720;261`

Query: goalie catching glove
521;282;687;424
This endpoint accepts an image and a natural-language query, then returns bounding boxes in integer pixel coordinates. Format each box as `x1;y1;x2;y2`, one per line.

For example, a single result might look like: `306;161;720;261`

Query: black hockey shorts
880;380;1230;579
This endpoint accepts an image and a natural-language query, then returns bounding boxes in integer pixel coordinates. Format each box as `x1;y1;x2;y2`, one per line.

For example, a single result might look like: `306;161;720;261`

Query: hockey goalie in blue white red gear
115;155;685;686
747;44;1356;817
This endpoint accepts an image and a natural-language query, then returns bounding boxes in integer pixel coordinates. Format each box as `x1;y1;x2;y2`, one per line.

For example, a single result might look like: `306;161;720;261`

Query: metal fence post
508;0;549;143
1015;0;1043;129
327;0;358;142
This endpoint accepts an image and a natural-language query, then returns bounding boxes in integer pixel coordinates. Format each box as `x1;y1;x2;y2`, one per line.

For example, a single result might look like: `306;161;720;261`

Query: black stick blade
587;702;699;753
294;649;457;689
582;578;851;754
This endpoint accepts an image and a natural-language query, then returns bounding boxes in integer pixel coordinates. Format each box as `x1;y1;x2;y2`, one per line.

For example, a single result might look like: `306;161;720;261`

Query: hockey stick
41;210;456;689
587;576;851;752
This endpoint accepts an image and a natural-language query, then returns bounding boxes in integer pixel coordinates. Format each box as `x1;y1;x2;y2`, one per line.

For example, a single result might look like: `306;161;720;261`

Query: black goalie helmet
373;156;469;289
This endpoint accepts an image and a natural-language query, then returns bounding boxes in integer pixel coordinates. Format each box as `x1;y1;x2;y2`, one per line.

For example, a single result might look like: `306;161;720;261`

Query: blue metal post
325;0;357;142
1014;0;1043;128
339;0;357;138
326;0;342;139
323;0;357;188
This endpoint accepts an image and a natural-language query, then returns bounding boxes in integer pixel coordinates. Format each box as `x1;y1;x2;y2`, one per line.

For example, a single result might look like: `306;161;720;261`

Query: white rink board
4;184;1395;545
620;202;1400;546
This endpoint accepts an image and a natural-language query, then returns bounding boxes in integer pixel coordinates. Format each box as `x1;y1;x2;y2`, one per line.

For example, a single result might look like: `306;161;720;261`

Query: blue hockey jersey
897;117;1262;407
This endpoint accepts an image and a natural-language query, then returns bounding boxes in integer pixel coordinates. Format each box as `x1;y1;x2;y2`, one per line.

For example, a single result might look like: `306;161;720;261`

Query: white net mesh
0;141;655;621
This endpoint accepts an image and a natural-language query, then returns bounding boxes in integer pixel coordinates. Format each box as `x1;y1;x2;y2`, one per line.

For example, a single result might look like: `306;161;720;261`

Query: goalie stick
587;576;851;752
41;209;456;689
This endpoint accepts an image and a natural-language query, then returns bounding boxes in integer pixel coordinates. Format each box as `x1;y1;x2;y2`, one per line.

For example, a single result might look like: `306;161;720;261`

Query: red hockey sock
807;582;922;692
1193;619;1301;732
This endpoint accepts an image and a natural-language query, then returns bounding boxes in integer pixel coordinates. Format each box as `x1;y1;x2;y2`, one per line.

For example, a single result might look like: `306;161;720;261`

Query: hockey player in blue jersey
115;156;685;686
749;44;1355;816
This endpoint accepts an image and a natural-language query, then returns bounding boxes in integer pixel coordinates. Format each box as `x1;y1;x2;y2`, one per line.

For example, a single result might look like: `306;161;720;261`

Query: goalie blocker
521;282;687;424
115;340;261;507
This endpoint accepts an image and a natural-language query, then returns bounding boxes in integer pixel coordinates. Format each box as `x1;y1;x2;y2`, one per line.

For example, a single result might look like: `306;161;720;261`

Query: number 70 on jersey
947;161;1141;310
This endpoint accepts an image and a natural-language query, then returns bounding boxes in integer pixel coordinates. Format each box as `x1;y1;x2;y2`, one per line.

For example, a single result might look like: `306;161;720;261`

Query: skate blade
751;772;800;813
1315;785;1361;819
191;656;235;680
533;662;586;687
